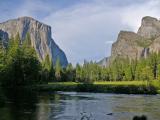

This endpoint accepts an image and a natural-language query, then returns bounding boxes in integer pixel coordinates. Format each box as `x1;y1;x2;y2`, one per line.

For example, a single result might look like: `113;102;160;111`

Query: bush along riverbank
36;81;158;94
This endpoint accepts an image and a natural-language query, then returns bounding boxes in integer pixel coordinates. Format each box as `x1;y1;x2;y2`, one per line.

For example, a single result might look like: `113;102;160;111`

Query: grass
37;80;159;94
47;81;147;86
48;82;79;85
93;81;147;85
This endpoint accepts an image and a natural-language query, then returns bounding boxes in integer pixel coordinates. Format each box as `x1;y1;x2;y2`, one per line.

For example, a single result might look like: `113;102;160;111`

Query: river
0;90;159;120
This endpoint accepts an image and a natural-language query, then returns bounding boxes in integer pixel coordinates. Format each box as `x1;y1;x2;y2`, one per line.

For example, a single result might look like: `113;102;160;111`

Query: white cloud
43;2;124;64
15;0;52;19
121;0;160;31
1;0;160;64
43;0;160;64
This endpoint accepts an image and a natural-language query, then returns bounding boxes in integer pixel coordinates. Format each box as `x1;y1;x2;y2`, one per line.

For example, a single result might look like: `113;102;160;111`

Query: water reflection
0;90;160;120
0;88;38;120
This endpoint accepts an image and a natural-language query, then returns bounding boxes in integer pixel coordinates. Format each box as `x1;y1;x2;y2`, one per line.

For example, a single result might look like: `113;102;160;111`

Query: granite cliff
99;16;160;66
0;17;68;67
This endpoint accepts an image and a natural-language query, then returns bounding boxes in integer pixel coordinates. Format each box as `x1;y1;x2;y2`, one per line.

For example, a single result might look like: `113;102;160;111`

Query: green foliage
0;33;41;87
55;58;62;81
43;54;51;70
65;63;75;81
58;52;160;83
24;32;32;46
41;81;157;94
76;63;82;81
1;33;160;88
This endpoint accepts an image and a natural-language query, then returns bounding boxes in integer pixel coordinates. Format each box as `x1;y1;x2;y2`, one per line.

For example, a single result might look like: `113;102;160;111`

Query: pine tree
1;34;41;86
76;63;82;82
148;53;158;79
43;54;52;70
66;63;75;81
0;36;5;81
130;58;138;80
24;32;32;46
49;62;55;82
55;58;61;81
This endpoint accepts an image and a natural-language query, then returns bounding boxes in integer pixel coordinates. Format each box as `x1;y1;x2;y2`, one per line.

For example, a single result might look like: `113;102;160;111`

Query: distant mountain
0;16;68;67
101;16;160;66
97;57;108;67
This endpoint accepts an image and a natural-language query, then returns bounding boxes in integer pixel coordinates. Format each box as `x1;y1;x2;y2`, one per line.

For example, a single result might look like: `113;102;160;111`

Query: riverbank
36;81;160;94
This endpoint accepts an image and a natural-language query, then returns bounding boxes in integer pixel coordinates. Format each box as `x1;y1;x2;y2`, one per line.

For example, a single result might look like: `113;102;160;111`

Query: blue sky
0;0;160;64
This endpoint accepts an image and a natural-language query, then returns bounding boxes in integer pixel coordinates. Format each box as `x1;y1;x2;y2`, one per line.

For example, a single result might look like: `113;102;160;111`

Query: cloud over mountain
1;0;160;64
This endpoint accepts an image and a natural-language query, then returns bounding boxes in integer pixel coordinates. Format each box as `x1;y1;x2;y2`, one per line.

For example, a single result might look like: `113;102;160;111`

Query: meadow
37;80;160;94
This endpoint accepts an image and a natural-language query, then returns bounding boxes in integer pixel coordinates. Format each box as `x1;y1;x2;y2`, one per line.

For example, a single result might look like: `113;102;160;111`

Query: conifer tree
55;58;61;81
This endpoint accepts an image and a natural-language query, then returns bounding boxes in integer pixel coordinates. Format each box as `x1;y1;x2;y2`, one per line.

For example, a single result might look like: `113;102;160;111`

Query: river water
0;90;160;120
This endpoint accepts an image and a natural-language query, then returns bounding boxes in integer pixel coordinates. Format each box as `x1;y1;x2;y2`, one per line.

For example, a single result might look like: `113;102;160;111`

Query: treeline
0;33;75;87
0;33;160;87
72;53;160;82
107;53;160;81
42;52;160;83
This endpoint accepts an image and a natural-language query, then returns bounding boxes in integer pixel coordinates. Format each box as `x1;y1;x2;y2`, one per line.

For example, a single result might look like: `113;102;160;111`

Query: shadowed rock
0;16;68;66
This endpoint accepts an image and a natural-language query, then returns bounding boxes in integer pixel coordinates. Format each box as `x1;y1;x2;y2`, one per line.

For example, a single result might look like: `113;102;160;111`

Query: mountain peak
0;17;68;67
142;16;158;23
18;16;35;20
105;16;160;66
137;16;160;38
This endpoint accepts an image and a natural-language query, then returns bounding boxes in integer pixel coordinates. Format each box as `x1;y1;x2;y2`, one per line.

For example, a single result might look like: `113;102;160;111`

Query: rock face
111;31;144;60
137;16;160;38
102;16;160;66
0;17;68;67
